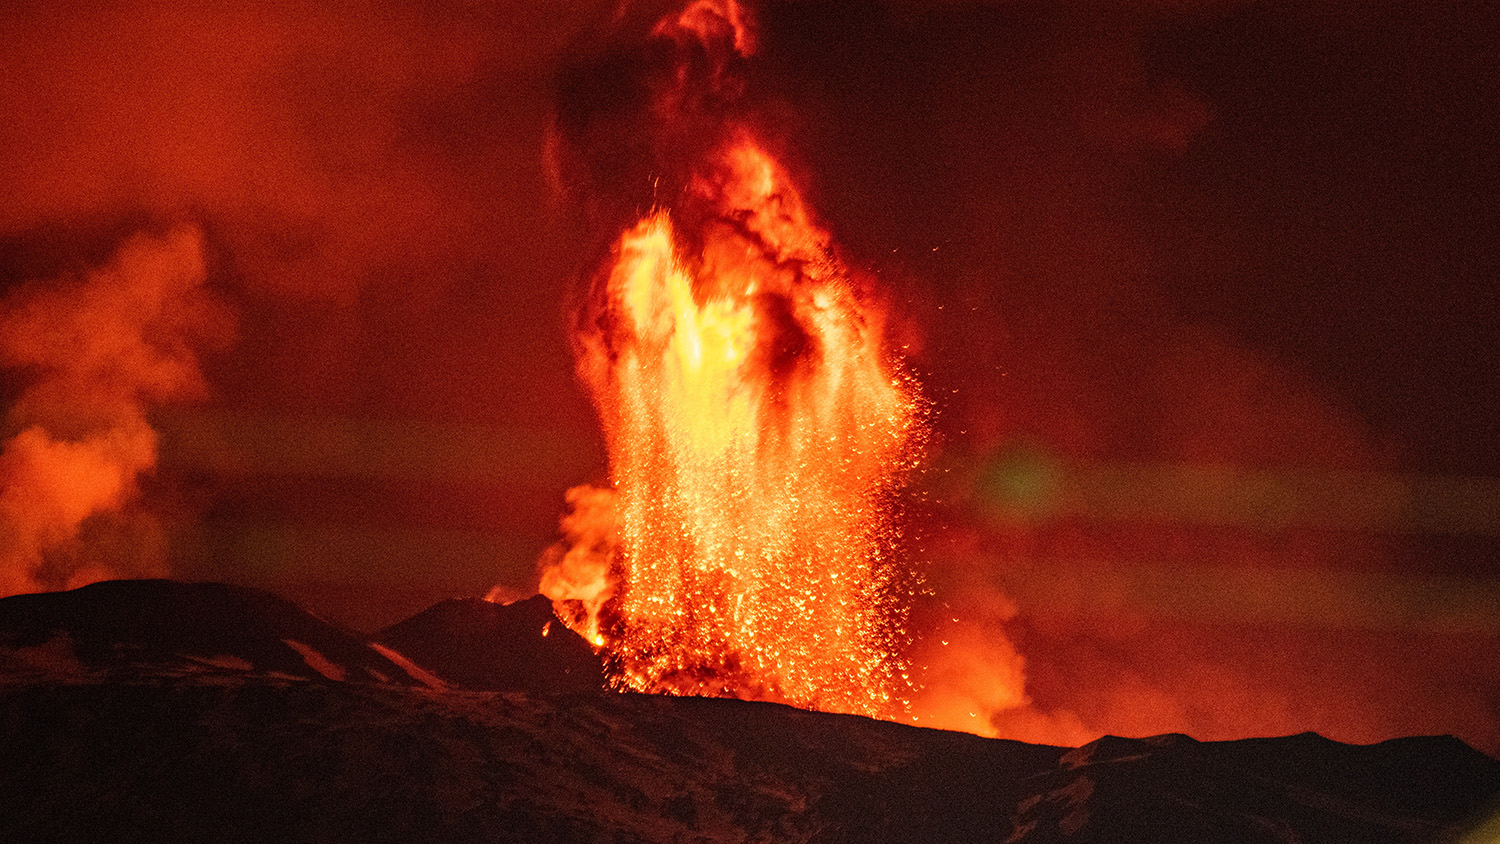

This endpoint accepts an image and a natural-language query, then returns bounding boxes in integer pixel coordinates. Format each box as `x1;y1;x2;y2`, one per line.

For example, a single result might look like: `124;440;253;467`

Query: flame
537;484;616;647
654;0;757;57
538;0;924;717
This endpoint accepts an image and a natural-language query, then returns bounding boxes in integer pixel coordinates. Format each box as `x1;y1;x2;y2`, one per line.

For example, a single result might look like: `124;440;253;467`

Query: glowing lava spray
540;0;924;717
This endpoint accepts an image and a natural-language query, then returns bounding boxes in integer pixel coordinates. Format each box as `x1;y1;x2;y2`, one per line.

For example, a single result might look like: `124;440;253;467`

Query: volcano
0;578;439;686
1;580;1496;843
374;594;604;694
0;2;1497;839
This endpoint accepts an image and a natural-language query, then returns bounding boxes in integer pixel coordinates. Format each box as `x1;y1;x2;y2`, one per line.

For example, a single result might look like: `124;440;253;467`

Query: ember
540;0;923;717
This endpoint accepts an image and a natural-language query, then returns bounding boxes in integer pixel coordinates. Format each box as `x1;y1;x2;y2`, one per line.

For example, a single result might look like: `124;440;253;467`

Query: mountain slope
0;579;437;686
1;678;1494;844
1011;732;1497;843
375;595;604;693
1;581;1496;844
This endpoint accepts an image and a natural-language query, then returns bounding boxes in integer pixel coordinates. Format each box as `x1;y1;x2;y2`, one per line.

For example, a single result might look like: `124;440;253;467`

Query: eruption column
541;1;924;717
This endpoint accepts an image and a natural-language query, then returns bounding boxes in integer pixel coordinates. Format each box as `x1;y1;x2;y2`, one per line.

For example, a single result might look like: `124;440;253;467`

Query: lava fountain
539;0;925;717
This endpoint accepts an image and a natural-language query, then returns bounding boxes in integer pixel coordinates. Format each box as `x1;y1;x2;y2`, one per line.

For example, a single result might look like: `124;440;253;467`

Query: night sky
1;0;1495;750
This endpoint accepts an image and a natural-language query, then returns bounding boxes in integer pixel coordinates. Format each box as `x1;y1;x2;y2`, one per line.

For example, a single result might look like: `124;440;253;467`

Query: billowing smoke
0;225;229;595
0;0;1491;751
0;0;621;626
536;484;617;645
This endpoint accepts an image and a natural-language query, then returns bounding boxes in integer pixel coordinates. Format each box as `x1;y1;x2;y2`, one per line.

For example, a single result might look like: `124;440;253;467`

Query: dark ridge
0;677;1495;844
1018;730;1500;844
1203;732;1500;826
3;581;1497;842
375;594;605;694
1060;731;1201;768
0;579;427;685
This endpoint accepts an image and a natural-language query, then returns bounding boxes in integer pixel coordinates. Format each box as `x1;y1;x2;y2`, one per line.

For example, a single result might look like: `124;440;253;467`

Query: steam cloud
0;225;228;595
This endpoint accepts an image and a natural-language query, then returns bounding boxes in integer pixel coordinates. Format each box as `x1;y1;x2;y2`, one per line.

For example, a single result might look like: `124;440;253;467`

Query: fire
537;484;616;647
539;0;924;717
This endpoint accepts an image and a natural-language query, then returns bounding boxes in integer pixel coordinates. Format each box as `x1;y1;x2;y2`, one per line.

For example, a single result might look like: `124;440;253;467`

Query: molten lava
539;0;924;717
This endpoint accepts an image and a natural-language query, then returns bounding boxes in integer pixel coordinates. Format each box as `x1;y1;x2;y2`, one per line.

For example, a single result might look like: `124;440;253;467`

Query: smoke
0;0;1488;750
0;0;624;619
536;484;617;645
0;0;617;432
0;0;605;296
0;225;229;595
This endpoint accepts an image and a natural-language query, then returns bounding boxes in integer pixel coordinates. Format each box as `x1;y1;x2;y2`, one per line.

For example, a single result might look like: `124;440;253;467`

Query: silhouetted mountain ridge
0;580;1495;843
375;594;604;693
0;579;435;686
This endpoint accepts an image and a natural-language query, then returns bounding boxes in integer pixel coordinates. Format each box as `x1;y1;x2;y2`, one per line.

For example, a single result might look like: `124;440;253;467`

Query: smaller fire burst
538;0;926;718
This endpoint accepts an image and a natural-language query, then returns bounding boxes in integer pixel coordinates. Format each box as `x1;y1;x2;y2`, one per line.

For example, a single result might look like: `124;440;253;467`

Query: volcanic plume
0;226;227;596
539;0;925;717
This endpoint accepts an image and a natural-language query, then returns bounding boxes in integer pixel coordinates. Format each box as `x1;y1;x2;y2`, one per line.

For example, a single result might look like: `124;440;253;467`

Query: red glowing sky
0;0;1495;751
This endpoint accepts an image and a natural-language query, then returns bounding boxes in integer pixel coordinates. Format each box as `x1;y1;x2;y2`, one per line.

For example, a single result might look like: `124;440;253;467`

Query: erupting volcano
2;2;1499;839
539;0;924;717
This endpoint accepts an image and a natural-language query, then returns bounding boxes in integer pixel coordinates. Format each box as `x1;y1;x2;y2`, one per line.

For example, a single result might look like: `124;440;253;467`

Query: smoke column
0;225;228;596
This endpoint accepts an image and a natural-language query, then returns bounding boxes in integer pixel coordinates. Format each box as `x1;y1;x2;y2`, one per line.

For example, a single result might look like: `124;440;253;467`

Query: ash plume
0;225;229;595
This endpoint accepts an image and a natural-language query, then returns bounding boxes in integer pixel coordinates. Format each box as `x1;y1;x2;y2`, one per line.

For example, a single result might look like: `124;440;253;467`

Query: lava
540;0;923;717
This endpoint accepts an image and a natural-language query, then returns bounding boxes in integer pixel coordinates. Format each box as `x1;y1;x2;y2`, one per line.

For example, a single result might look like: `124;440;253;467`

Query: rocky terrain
375;594;603;694
0;579;439;687
1;580;1495;844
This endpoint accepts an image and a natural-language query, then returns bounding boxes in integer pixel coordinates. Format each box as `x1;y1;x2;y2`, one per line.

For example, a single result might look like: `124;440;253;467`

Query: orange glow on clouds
0;226;227;595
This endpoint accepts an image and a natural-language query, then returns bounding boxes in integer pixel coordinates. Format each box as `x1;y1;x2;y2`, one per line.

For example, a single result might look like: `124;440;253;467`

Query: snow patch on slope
370;642;448;690
282;639;346;682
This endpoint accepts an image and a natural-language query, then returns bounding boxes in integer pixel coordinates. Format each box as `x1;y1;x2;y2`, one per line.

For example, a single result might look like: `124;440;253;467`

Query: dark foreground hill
0;579;439;686
375;595;604;693
1;581;1496;844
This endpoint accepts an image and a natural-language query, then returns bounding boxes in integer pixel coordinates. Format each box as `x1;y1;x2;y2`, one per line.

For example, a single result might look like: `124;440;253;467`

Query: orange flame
654;0;757;57
537;484;616;647
536;0;925;717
